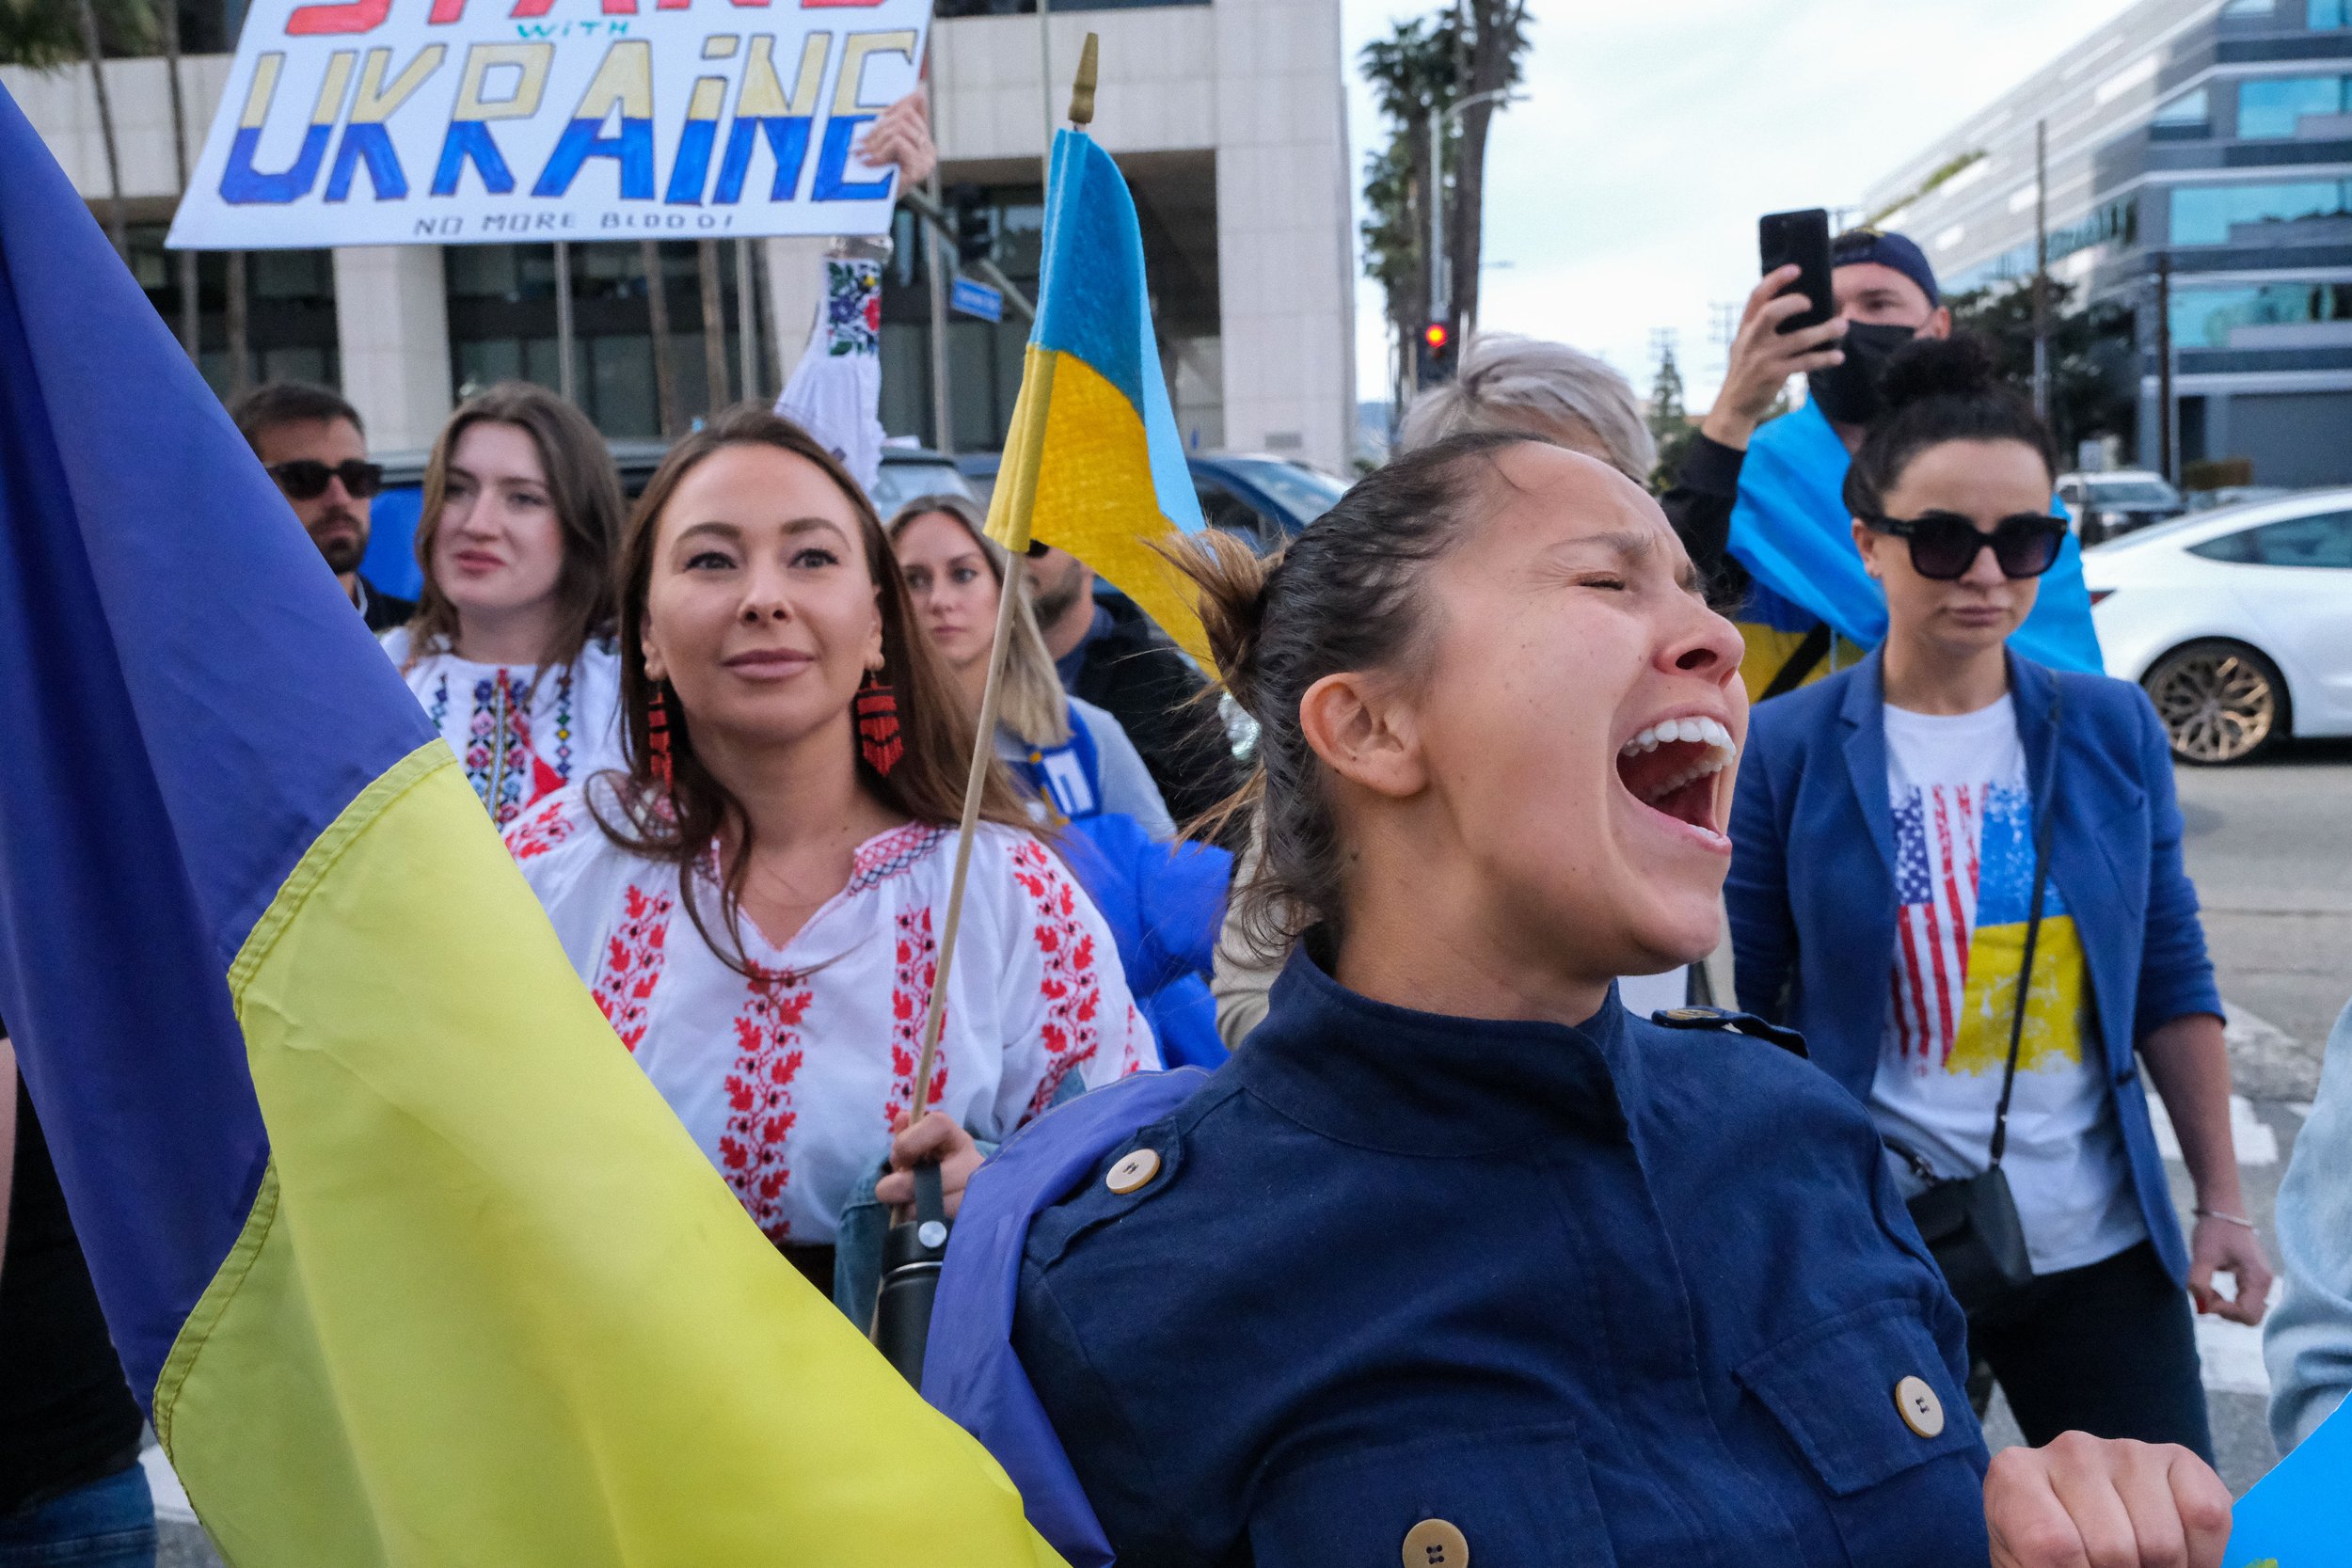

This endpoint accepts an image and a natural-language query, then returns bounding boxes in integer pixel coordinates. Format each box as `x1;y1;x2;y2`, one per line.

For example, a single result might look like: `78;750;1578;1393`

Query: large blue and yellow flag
0;84;1057;1568
984;128;1211;666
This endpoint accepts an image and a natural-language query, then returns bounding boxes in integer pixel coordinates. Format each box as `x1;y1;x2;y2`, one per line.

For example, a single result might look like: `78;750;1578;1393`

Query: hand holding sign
854;87;934;187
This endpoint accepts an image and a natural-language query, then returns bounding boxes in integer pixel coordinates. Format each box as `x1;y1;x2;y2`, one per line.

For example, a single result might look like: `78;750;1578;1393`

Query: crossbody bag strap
1988;682;2062;1167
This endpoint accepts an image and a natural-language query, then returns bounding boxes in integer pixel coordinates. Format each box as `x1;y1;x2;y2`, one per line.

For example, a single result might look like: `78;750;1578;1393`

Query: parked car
359;440;971;602
2057;469;2186;545
2082;487;2352;764
1186;453;1348;549
2184;484;2291;514
955;451;1347;553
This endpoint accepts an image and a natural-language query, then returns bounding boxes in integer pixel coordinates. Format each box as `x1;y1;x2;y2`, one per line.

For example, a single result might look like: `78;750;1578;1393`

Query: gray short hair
1395;333;1657;483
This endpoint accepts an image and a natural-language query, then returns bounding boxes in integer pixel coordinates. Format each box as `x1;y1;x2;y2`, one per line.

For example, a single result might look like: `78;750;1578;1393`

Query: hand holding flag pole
871;36;1103;1386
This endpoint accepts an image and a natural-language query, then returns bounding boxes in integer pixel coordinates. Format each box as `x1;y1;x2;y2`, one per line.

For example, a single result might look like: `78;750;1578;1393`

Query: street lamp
1427;87;1524;327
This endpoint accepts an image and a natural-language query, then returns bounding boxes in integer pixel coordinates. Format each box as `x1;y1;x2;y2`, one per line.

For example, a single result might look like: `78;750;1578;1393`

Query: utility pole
2031;118;2050;421
1707;300;1737;379
2154;251;2175;483
1425;109;1445;332
1427;87;1521;347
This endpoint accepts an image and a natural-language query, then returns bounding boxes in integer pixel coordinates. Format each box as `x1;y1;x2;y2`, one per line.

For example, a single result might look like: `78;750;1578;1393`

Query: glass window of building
2221;0;2276;15
2170;179;2352;244
2170;281;2352;346
2153;87;2211;127
446;241;743;438
2313;0;2350;27
876;191;1047;452
2238;75;2350;137
126;225;340;397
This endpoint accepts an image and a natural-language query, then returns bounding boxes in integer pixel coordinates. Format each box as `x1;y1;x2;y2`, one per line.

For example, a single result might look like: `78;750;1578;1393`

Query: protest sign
167;0;929;250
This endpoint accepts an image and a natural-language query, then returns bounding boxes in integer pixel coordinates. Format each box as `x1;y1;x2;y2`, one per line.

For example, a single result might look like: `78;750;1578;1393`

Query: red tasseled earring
856;669;903;777
647;686;674;791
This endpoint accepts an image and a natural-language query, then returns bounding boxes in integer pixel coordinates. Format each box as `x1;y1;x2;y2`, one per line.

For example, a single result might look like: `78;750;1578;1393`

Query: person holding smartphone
1659;225;2100;701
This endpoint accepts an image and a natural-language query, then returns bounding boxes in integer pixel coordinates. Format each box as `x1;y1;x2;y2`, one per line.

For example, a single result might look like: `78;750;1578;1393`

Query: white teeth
1619;715;1738;761
1616;715;1740;804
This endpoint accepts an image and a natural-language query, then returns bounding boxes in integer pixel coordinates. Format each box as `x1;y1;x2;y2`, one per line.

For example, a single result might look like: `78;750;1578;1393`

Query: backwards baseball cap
1831;227;1941;309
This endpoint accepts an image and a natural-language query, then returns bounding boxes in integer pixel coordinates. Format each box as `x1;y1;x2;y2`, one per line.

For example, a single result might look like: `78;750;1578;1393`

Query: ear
641;612;670;684
1920;306;1953;340
1851;517;1887;582
1298;669;1427;800
866;587;888;673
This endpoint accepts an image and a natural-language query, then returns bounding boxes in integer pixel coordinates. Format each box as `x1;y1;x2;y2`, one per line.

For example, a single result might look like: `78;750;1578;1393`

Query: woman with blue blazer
1727;336;2271;1459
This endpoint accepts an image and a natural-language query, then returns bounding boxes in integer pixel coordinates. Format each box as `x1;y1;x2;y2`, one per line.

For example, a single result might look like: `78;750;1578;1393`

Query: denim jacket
2266;999;2352;1452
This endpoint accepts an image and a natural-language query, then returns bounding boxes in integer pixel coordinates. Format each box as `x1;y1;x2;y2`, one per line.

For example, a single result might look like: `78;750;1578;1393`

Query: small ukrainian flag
985;127;1212;667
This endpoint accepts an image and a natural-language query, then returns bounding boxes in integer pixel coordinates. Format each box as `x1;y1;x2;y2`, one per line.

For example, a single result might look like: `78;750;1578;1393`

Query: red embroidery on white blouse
592;882;674;1053
848;822;948;896
884;905;946;1131
718;966;811;1243
1009;838;1104;1118
504;795;576;862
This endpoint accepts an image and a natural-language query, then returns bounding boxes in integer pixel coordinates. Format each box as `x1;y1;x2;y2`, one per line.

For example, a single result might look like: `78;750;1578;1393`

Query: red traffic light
1422;321;1451;352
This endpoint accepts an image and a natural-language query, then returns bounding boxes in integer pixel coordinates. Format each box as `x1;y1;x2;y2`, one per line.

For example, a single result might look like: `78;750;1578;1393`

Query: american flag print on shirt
1888;780;2090;1078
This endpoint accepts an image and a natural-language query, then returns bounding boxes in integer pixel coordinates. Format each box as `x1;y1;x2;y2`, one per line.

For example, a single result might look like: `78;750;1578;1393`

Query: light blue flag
1726;398;2105;673
2225;1396;2352;1566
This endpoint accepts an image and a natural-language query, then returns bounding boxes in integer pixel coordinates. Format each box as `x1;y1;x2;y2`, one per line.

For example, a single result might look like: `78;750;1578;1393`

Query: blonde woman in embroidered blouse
504;406;1155;1296
381;382;628;826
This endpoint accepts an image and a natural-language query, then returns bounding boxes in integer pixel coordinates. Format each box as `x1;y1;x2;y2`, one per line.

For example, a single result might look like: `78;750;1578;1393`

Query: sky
1339;0;2144;414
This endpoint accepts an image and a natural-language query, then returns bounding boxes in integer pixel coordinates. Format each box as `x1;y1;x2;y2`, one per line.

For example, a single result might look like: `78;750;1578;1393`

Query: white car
2083;488;2352;764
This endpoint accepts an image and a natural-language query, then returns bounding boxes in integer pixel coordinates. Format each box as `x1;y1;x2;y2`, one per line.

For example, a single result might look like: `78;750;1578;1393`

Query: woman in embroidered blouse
382;382;628;826
505;407;1155;1296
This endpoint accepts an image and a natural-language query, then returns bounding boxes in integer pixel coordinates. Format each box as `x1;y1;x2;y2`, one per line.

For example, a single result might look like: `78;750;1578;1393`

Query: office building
4;0;1357;472
1862;0;2352;487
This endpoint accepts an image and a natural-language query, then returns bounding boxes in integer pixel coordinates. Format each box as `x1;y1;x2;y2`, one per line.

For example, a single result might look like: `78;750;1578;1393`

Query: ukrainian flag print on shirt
1869;695;2147;1275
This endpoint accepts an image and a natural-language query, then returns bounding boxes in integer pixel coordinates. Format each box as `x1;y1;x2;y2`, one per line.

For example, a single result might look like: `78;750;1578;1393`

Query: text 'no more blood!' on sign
167;0;930;250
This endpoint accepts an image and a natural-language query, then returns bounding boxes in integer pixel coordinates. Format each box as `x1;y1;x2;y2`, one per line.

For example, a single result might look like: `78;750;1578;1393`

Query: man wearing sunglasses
227;383;413;633
1660;228;2103;700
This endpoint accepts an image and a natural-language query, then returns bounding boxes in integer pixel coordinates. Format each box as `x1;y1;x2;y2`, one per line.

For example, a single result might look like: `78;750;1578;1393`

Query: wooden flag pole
905;36;1101;1129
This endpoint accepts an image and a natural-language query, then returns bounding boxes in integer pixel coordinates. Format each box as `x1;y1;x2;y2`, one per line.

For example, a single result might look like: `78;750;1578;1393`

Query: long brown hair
597;404;1029;969
405;380;624;672
884;493;1073;750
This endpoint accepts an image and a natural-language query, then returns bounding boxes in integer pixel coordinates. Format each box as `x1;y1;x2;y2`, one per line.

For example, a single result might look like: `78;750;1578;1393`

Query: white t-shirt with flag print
1870;695;2145;1275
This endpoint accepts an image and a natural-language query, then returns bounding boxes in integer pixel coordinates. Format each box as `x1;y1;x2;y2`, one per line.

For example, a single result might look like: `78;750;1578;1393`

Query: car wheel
2142;640;2289;765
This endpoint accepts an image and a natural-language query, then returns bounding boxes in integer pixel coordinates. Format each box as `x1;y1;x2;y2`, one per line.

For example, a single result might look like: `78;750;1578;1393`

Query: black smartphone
1758;208;1835;334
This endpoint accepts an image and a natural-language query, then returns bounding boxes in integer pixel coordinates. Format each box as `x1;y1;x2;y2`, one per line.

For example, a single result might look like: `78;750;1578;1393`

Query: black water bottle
872;1161;949;1386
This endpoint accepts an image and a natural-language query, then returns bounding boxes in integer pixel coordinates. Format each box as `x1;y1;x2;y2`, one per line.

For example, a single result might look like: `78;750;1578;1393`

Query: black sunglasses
1863;511;2068;580
266;458;385;501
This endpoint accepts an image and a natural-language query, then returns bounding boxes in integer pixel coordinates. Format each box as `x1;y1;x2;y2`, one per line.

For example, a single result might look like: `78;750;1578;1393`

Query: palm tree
640;239;680;436
158;0;199;358
0;0;148;261
74;0;130;260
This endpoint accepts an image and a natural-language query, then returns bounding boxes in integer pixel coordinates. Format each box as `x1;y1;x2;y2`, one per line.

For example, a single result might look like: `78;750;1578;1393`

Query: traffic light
1416;318;1456;388
947;183;993;268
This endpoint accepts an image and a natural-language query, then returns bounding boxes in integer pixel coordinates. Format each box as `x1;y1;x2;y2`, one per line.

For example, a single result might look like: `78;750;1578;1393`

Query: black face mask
1807;320;1923;427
